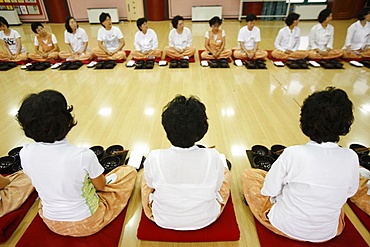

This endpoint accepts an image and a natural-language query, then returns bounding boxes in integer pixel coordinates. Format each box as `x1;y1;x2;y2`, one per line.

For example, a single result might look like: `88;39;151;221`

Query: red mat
0;191;38;243
347;200;370;231
198;50;232;63
254;215;368;247
164;55;195;63
137;195;240;242
16;206;128;247
231;50;267;62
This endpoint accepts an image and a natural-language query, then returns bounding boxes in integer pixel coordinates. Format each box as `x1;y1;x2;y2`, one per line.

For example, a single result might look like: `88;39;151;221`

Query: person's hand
319;50;328;56
285;50;293;54
247;51;254;59
42;52;48;58
346;48;351;55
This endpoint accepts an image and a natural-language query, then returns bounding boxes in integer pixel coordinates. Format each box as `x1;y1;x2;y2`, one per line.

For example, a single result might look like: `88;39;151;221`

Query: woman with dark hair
59;16;93;61
242;87;359;242
234;14;267;60
0;16;27;61
164;15;196;59
307;9;343;60
92;12;126;60
131;17;162;60
17;90;137;236
28;22;60;61
271;12;308;60
342;7;370;59
141;95;231;230
200;16;231;60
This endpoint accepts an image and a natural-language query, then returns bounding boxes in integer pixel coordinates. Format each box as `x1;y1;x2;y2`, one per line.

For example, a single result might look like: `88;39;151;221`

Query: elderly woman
59;16;93;61
164;15;196;59
0;16;27;62
28;22;60;61
92;12;126;60
131;18;162;60
307;9;343;60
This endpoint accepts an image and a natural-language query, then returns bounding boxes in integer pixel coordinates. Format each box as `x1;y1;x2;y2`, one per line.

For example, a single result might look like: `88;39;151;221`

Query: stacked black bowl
318;59;343;69
0;62;17;71
251;145;276;172
0;156;15;174
8;146;23;172
145;59;155;69
27;61;51;71
286;59;308;69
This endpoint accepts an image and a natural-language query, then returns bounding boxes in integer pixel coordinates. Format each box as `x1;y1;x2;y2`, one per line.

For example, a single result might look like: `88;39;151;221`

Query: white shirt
343;20;370;50
144;145;224;230
64;27;89;53
21;139;104;222
262;141;359;242
0;29;26;54
168;27;192;50
308;23;334;51
97;26;123;52
274;26;301;52
134;28;158;52
34;33;58;46
205;29;225;39
237;26;261;50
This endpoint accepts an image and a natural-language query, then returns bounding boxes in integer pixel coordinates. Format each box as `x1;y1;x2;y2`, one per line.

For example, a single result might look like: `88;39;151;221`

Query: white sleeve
261;151;288;197
186;29;192;46
328;28;334;49
144;152;154;188
222;29;225;37
116;27;123;39
308;26;317;50
255;28;261;42
237;28;244;42
134;32;141;51
274;29;285;52
152;30;158;49
83;150;104;179
64;31;69;44
97;28;103;41
51;34;58;44
168;30;175;47
81;28;89;42
344;25;355;47
34;36;39;46
205;31;209;39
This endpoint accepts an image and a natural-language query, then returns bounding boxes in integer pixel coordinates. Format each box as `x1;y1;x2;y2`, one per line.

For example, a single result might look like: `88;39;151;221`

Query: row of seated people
0;7;370;63
1;87;369;242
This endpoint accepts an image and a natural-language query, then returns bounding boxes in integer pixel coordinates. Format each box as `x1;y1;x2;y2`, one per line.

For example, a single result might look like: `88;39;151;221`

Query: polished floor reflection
0;19;369;247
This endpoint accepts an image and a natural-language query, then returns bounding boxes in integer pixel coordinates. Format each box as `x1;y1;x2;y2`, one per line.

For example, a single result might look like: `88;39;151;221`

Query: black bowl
296;59;307;65
12;160;22;172
7;62;17;68
300;63;308;69
0;156;15;174
170;60;178;67
100;156;121;173
106;144;126;163
246;61;256;69
180;62;188;68
350;143;369;157
271;144;286;159
219;58;228;64
252;145;269;156
145;63;154;69
90;146;105;160
146;60;155;65
257;63;266;69
220;62;228;68
360;156;370;170
8;146;23;159
253;155;275;171
210;61;219;68
334;62;343;69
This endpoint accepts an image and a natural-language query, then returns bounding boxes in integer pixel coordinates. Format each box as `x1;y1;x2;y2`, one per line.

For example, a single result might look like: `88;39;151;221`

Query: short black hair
318;9;332;23
162;95;209;148
285;12;300;26
0;16;9;28
16;90;77;143
31;22;43;34
171;15;184;29
99;12;111;27
300;87;353;144
65;16;78;33
137;17;147;31
358;7;370;21
246;13;257;22
209;16;222;27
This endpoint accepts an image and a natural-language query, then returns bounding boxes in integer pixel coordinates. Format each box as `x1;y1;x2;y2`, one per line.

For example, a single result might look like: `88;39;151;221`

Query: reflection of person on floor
233;14;267;60
271;12;309;60
342;7;370;59
28;22;60;62
350;167;370;216
307;9;343;60
92;12;126;61
17;90;136;237
0;16;28;62
243;87;359;242
164;15;196;59
0;173;34;217
200;16;232;60
59;16;93;61
141;95;231;230
131;18;162;60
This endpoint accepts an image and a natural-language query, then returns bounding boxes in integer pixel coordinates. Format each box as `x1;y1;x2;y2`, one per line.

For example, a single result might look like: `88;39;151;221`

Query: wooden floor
1;19;370;246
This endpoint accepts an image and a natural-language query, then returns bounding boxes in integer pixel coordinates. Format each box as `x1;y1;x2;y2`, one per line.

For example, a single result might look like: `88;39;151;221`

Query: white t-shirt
237;26;261;50
134;28;158;52
308;23;334;51
21;139;104;222
205;29;225;39
261;141;359;242
343;20;370;50
144;145;224;230
97;26;124;52
34;33;58;46
64;27;89;53
168;27;192;50
0;29;26;54
274;26;301;52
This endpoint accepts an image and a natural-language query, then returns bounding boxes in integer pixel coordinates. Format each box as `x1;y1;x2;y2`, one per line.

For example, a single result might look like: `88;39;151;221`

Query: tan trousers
131;49;162;59
164;46;196;59
39;165;137;237
350;175;370;216
233;49;268;60
307;49;343;60
242;168;345;241
58;51;93;61
342;50;370;59
0;171;34;217
141;168;231;222
200;49;232;60
271;49;309;60
0;51;28;62
92;47;126;60
28;52;59;62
